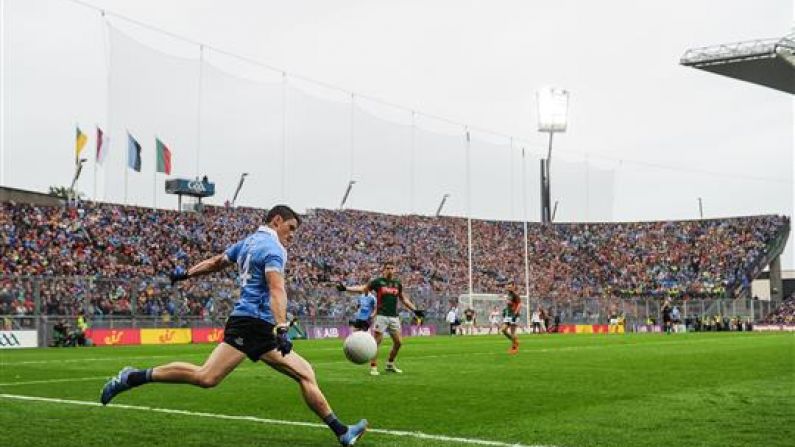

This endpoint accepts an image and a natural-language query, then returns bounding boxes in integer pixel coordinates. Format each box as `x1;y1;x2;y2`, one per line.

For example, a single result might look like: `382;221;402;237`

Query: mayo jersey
503;292;522;318
368;277;402;317
225;226;287;324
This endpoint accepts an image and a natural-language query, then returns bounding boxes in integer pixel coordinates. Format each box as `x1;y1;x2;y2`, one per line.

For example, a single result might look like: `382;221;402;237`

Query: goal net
456;293;530;329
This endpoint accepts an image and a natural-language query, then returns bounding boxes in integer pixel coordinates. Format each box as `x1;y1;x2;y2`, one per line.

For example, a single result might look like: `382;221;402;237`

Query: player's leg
100;342;245;405
261;350;367;445
385;328;402;373
370;316;389;375
500;323;512;340
370;329;384;375
151;342;245;387
509;325;519;354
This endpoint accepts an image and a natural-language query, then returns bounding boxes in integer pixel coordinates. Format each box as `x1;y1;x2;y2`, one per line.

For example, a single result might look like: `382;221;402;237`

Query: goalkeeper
500;283;522;355
99;206;367;446
336;261;424;376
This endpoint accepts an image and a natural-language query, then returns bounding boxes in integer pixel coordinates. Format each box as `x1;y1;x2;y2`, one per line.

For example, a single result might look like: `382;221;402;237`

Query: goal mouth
455;293;531;326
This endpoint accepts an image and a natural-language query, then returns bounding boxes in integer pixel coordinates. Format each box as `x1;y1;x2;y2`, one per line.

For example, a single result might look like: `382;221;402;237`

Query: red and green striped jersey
368;277;402;317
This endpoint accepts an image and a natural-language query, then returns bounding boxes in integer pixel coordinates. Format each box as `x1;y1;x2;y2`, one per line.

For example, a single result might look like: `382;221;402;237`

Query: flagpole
124;162;128;204
93;125;99;202
93;145;97;202
153;145;157;209
124;131;128;205
100;11;111;203
0;0;5;187
124;161;128;204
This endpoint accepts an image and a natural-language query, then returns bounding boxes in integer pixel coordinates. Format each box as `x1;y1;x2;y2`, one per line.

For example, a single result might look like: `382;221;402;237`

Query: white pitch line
0;376;109;387
0;393;552;447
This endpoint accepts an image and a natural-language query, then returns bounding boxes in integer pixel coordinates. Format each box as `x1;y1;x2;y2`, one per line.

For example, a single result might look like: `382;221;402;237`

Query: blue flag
127;132;141;172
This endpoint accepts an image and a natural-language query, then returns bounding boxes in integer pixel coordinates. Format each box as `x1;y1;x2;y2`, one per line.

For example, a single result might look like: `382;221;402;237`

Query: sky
1;0;793;266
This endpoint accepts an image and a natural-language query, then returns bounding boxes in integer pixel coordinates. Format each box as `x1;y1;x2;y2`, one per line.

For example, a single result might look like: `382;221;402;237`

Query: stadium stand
0;200;789;323
761;294;795;324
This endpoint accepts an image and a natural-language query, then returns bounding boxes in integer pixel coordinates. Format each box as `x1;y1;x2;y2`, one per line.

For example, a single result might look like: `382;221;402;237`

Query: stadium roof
680;32;795;94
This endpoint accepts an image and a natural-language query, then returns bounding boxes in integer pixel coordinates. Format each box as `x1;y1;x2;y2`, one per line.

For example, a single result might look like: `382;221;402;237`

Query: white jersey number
239;254;252;287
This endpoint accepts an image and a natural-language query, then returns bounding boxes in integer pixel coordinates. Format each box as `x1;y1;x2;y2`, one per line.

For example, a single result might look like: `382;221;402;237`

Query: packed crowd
0;200;789;321
761;294;795;325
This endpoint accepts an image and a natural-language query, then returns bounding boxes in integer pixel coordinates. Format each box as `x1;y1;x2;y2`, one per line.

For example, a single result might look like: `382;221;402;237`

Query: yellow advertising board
608;324;625;334
140;328;192;345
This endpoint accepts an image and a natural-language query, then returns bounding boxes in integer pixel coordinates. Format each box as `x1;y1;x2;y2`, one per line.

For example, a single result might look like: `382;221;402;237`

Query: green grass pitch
1;332;793;447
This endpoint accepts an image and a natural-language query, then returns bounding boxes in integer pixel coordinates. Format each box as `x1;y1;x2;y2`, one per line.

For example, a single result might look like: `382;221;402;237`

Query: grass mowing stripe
0;393;556;447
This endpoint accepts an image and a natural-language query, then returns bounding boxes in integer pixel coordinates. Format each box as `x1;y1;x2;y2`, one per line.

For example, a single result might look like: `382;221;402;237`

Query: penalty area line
0;393;554;447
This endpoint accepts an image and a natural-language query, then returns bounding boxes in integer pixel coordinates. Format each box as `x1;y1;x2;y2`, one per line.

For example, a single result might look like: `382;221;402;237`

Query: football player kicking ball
337;261;424;376
99;205;367;446
500;283;522;355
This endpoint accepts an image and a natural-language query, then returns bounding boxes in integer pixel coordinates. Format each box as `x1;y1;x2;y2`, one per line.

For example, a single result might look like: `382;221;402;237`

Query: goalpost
457;293;531;330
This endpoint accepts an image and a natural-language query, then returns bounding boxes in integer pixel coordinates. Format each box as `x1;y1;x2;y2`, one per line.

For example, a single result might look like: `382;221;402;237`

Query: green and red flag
156;138;172;175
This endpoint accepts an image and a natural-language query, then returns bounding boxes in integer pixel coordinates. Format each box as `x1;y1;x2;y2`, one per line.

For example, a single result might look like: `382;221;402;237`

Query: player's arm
267;271;288;326
188;254;233;277
337;283;370;294
399;287;425;318
398;290;417;312
267;270;294;356
170;253;232;284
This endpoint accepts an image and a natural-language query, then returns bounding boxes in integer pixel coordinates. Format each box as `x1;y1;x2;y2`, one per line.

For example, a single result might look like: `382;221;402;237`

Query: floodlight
536;87;569;133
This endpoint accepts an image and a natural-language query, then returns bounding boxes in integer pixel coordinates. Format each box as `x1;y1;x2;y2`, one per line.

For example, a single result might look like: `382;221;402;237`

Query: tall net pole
466;128;473;309
522;147;531;324
281;72;287;202
0;0;5;187
195;45;204;178
410;110;415;214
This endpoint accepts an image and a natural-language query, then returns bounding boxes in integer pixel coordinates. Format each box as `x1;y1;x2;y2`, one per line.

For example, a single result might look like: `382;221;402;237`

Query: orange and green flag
75;126;88;162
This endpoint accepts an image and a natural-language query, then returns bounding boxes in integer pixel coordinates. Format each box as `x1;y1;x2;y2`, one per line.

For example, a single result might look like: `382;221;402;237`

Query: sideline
0;392;554;447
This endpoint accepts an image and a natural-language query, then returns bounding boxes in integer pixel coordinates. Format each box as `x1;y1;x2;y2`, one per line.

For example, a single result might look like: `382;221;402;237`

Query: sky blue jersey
355;293;376;321
224;226;286;324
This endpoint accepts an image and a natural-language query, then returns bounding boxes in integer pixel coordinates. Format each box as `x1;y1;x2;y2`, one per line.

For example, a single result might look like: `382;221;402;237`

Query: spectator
0;201;789;322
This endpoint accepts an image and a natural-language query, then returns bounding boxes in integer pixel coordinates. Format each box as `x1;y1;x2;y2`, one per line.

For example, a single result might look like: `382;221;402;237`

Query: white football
343;331;377;364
